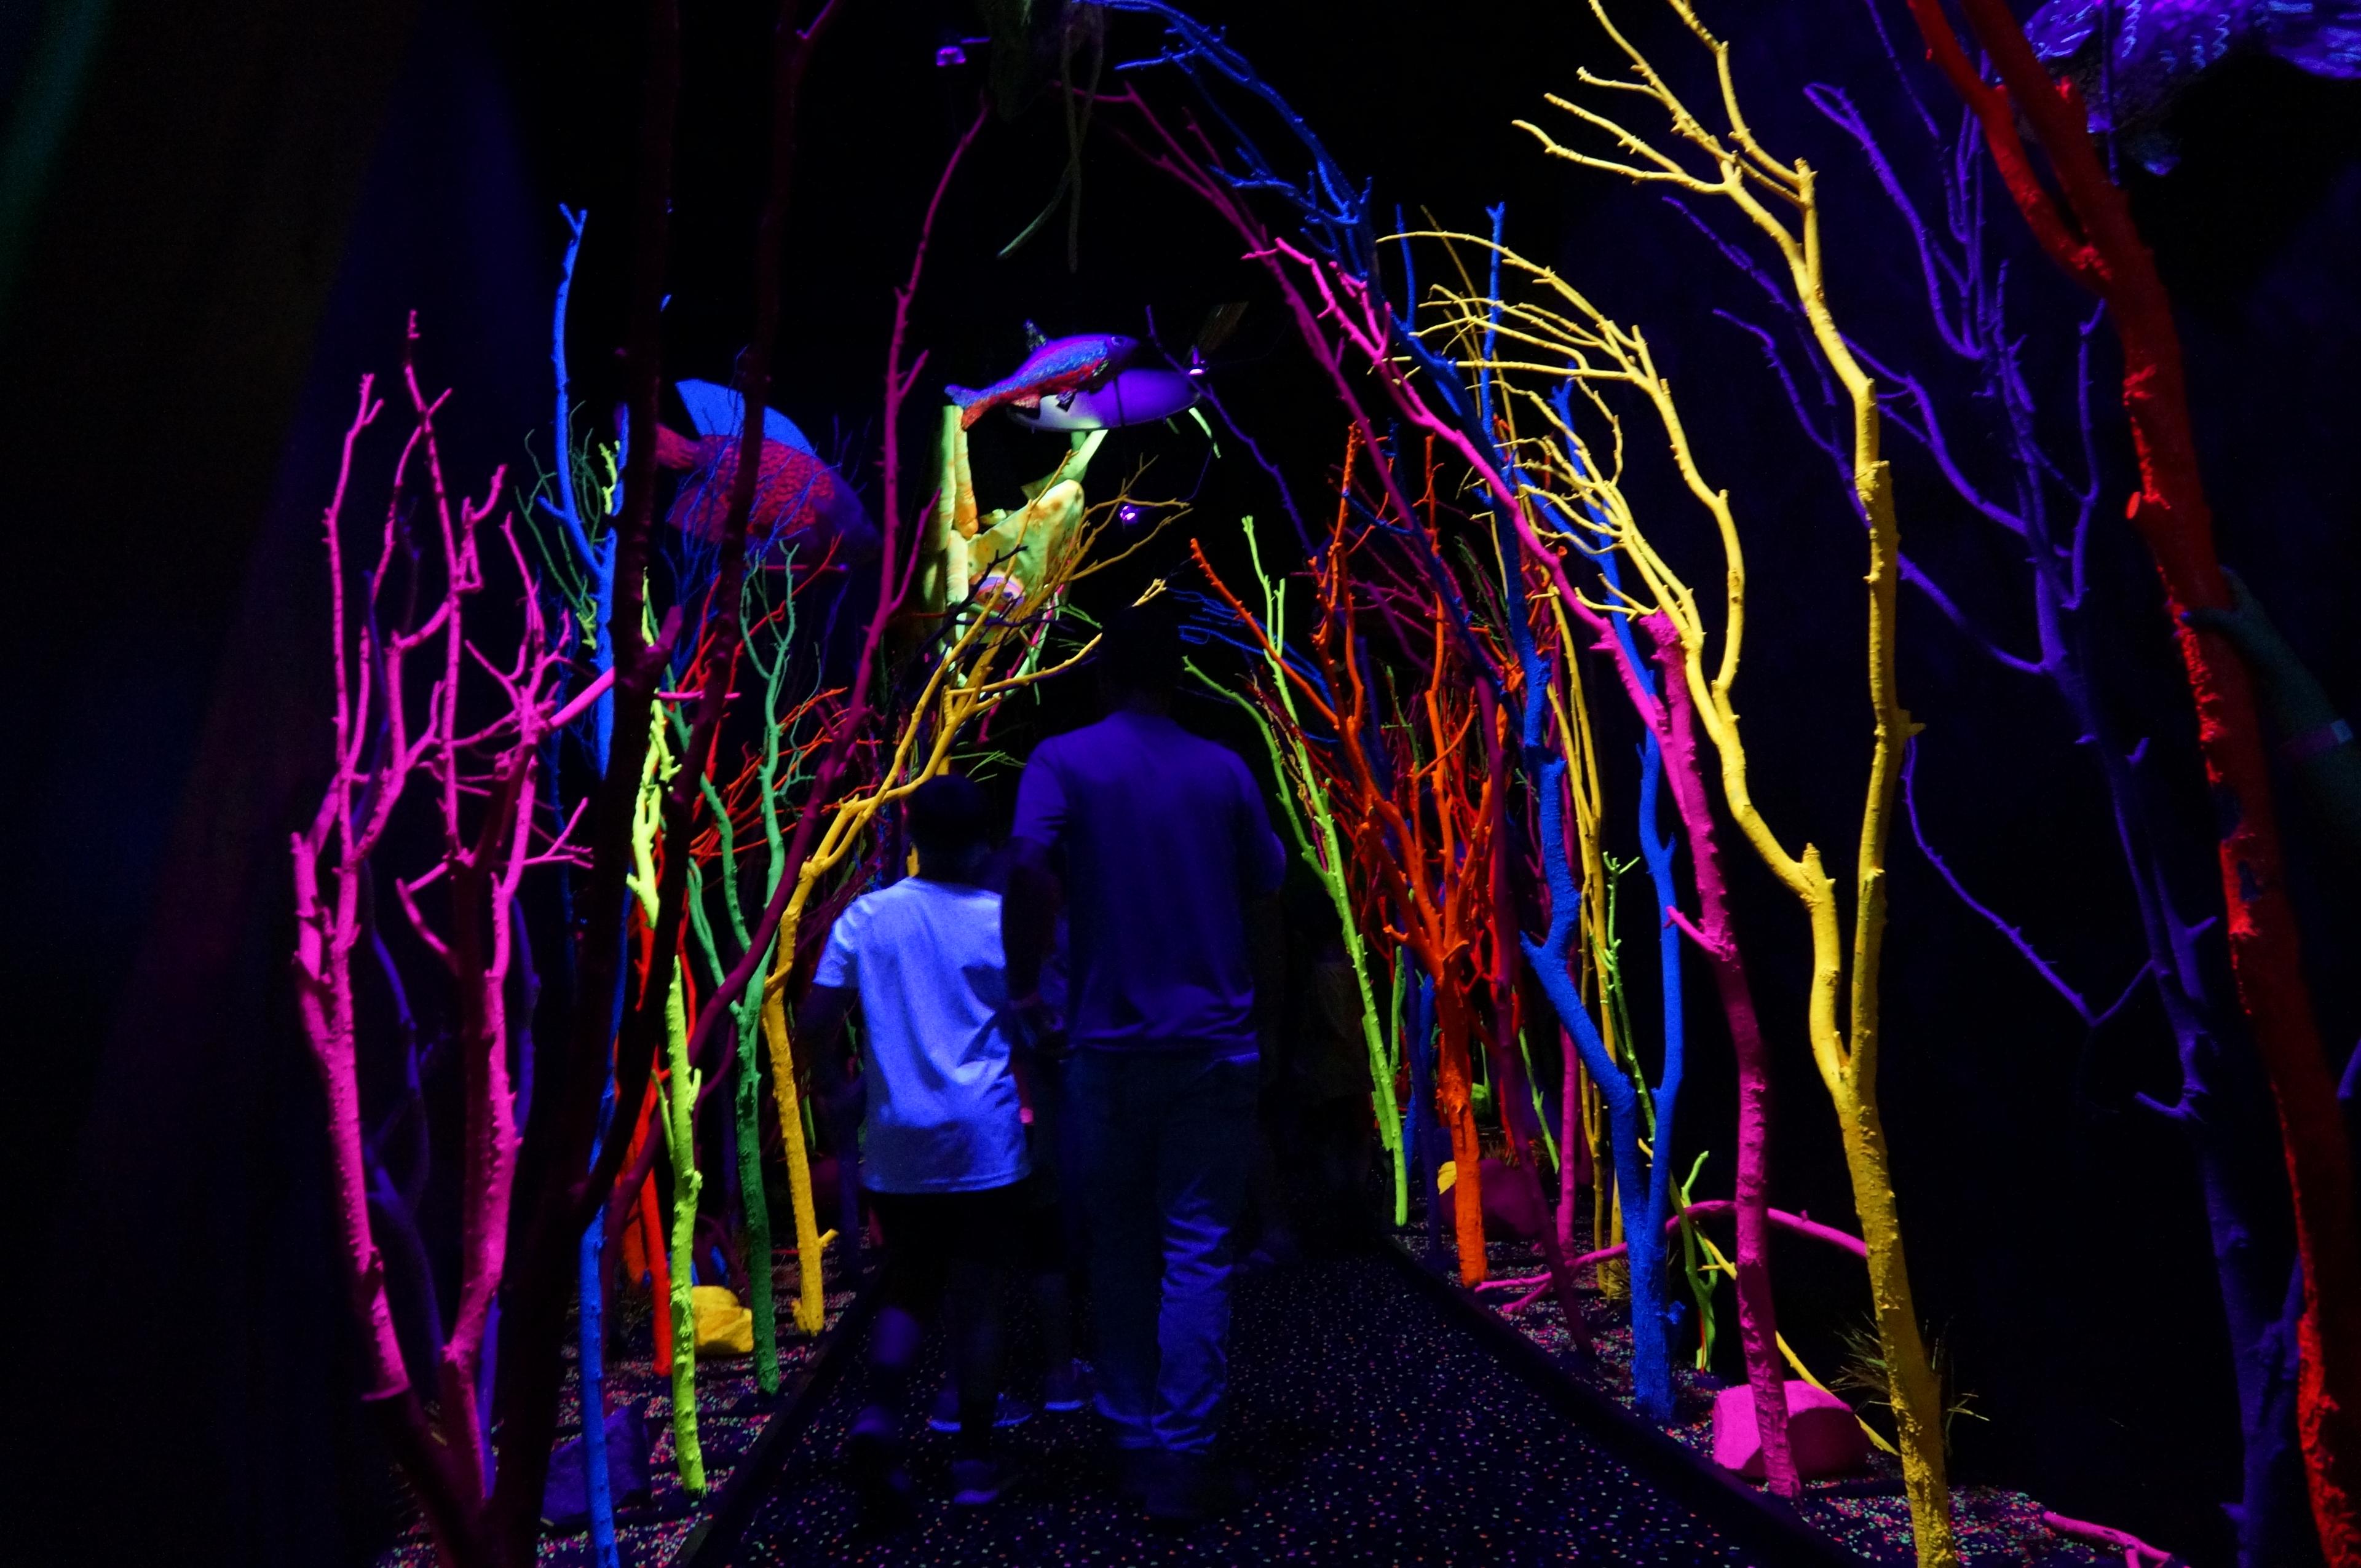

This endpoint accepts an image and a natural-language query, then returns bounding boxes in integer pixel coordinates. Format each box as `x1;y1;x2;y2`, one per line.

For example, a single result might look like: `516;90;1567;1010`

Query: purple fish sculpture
1004;366;1204;432
947;325;1139;429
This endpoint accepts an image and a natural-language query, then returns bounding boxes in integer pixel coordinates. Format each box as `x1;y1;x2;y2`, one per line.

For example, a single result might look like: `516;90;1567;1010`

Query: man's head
906;773;992;879
1098;598;1184;707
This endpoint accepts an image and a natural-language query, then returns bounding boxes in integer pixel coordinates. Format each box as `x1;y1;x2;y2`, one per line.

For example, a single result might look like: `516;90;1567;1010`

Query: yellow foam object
690;1285;754;1358
1436;1159;1457;1194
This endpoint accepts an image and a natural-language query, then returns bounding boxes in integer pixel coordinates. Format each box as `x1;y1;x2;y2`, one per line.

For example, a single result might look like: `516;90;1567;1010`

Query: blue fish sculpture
947;326;1139;429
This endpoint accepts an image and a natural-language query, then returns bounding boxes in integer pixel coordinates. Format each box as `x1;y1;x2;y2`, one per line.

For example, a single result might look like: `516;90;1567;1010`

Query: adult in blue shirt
1005;599;1287;1523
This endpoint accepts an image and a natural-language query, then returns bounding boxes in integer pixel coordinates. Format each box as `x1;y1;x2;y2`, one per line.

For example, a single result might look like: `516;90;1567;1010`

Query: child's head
907;773;992;880
1098;598;1184;705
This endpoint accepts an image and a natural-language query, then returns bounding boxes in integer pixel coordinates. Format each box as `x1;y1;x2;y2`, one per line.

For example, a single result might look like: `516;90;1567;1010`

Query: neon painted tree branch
622;700;710;1492
1099;4;1790;1473
1413;199;1942;1561
1702;34;2316;1556
1108;77;1551;1291
1511;3;1952;1550
1899;3;2361;1557
292;321;595;1563
1186;451;1594;1353
479;0;687;1552
1185;511;1411;1226
1188;494;1504;1277
527;200;633;1566
1448;230;1702;1433
489;0;837;1547
684;575;839;1396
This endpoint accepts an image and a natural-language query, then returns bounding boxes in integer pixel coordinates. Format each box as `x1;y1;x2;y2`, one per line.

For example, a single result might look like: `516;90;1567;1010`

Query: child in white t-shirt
799;773;1025;1518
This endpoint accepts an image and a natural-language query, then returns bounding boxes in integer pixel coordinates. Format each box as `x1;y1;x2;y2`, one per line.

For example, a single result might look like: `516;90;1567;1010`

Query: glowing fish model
653;379;876;559
946;326;1139;429
1002;366;1204;432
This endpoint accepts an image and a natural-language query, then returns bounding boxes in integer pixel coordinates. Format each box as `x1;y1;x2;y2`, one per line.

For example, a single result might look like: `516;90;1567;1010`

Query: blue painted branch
1525;754;1675;1422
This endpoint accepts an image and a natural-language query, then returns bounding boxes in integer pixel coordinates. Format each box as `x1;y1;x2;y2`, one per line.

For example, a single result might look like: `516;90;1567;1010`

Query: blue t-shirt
1011;710;1287;1054
812;878;1029;1194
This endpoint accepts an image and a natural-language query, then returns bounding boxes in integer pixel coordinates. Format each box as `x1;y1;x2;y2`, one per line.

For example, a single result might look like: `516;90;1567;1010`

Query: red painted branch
1901;3;2361;1556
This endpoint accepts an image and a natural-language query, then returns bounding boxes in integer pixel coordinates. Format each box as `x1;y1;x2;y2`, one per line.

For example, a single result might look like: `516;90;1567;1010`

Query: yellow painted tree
1466;2;1956;1555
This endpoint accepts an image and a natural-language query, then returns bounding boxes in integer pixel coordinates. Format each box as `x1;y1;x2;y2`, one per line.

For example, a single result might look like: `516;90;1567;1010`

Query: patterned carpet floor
724;1250;1770;1567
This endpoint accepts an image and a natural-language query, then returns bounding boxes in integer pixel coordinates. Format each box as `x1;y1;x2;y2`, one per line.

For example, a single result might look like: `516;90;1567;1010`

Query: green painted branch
658;961;708;1494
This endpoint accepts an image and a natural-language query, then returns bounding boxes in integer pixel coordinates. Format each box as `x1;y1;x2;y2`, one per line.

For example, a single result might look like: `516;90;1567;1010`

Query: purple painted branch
1663;197;1847;442
1802;82;1972;355
1712;310;1847;470
1709;301;2043;672
1902;736;2109;1025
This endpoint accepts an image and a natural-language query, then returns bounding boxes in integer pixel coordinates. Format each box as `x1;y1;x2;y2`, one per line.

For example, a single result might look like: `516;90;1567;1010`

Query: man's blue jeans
1070;1046;1257;1457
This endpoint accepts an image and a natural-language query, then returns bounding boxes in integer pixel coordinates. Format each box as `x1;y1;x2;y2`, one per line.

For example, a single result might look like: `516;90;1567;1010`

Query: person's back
1005;600;1286;1524
803;774;1027;1517
823;875;1023;1192
1016;707;1277;1052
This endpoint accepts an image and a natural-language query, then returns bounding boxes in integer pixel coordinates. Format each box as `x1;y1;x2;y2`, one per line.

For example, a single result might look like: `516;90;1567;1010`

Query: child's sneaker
845;1405;913;1531
1042;1357;1091;1412
949;1456;1015;1506
927;1385;1035;1431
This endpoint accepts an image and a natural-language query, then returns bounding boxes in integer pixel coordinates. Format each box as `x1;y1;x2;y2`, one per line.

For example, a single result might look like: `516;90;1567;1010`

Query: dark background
5;1;2356;1561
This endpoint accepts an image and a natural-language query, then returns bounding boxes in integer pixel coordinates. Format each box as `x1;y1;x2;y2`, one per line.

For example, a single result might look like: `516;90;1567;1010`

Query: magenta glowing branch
291;319;575;1550
292;369;419;1406
1538;581;1801;1494
1482;1199;1870;1313
2041;1512;2176;1567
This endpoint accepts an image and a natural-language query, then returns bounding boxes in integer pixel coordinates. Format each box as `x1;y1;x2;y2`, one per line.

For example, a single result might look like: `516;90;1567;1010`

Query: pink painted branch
1640;613;1797;1495
2041;1511;2174;1567
294;325;574;1551
881;98;986;569
1580;1200;1865;1270
550;668;615;730
1476;1273;1555;1292
394;871;453;966
1482;1200;1867;1291
524;797;594;868
290;374;419;1404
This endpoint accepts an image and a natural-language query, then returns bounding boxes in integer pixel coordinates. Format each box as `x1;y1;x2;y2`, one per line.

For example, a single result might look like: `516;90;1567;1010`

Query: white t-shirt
812;877;1029;1194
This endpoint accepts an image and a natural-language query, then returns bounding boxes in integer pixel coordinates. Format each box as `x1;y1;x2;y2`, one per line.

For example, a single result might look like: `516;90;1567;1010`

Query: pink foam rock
1710;1379;1870;1480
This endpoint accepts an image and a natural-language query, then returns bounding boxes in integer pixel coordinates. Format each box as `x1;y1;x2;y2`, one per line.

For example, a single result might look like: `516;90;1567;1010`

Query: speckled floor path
725;1251;1768;1566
